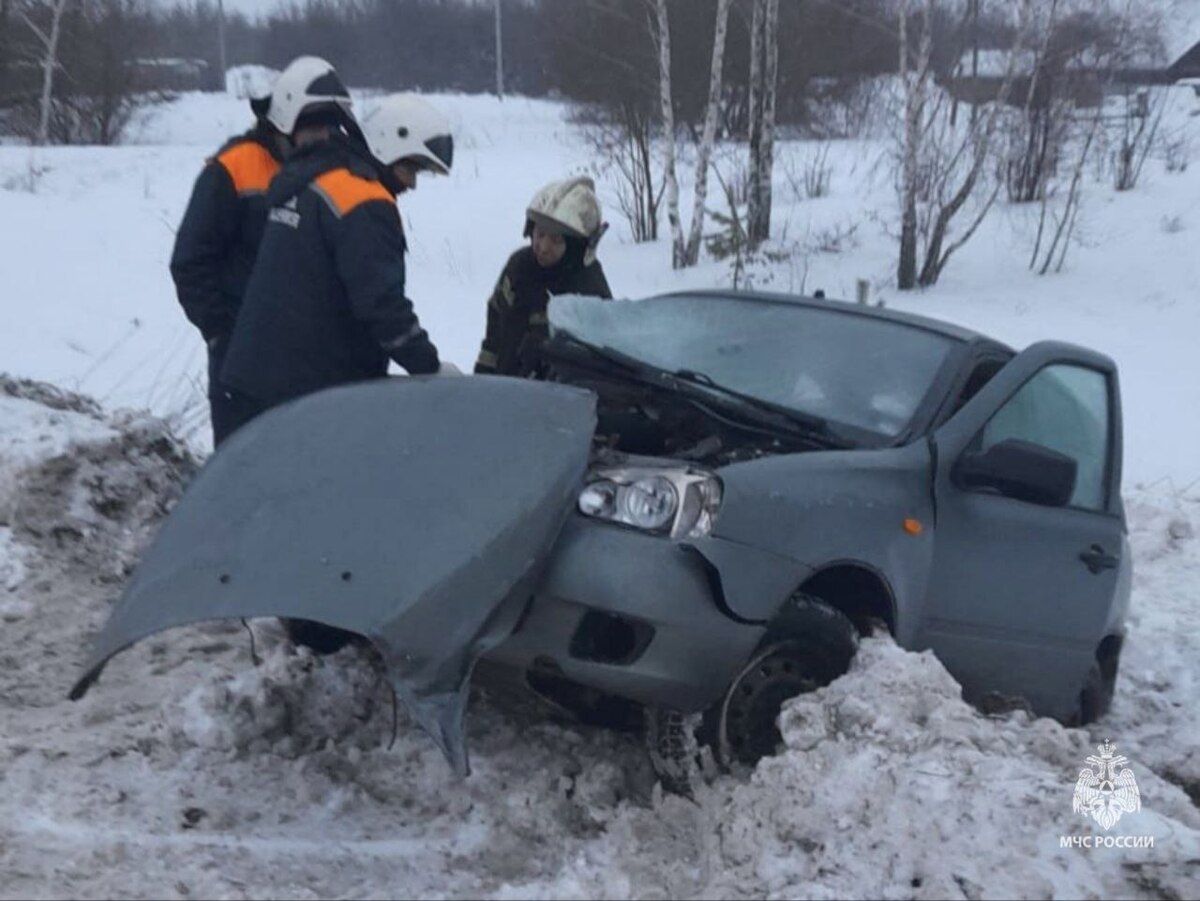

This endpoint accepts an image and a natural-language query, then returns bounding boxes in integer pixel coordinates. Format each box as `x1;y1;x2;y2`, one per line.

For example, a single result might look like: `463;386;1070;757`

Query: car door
919;341;1126;720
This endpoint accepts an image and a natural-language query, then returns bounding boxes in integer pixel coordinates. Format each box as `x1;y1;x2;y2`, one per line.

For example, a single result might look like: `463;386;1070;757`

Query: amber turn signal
903;518;924;536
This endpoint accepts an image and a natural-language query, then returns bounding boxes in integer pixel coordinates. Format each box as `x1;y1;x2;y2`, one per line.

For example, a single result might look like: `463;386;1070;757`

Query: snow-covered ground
3;90;1200;485
2;90;1199;898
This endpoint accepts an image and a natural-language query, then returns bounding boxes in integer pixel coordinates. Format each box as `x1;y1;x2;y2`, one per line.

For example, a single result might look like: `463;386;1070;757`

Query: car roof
656;289;1012;351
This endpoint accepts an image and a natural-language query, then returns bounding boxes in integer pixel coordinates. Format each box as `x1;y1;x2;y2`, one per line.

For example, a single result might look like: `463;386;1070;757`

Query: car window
972;364;1111;511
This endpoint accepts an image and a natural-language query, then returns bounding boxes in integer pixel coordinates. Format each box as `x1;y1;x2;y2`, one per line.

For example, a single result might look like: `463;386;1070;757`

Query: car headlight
578;467;722;539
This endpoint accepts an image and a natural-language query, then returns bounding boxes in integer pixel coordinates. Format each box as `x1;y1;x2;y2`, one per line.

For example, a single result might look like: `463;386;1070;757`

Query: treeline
136;0;551;96
2;0;916;142
0;0;165;143
0;0;1042;144
544;0;901;134
251;0;910;128
158;0;909;109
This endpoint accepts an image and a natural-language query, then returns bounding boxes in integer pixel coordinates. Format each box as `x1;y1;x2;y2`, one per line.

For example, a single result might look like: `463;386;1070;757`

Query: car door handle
1079;545;1120;574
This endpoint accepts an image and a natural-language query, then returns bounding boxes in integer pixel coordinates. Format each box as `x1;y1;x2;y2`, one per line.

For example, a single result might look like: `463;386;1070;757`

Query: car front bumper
485;515;796;713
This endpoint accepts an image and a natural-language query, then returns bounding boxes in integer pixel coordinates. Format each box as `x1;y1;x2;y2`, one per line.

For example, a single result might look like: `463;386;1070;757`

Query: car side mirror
956;439;1077;508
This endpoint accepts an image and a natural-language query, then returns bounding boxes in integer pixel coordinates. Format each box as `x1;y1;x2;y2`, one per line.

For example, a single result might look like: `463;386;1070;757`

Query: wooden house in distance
1167;33;1200;102
1171;39;1200;81
944;3;1200;114
944;47;1170;113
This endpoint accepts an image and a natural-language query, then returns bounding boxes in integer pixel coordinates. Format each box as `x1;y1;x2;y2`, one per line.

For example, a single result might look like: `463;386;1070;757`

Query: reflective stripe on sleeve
382;322;426;351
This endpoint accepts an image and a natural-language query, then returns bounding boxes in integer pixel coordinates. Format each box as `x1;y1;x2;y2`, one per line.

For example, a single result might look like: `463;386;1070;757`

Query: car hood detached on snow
70;377;597;776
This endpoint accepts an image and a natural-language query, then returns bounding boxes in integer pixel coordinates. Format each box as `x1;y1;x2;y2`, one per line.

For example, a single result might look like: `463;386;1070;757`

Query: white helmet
525;177;607;265
360;94;454;174
263;56;354;136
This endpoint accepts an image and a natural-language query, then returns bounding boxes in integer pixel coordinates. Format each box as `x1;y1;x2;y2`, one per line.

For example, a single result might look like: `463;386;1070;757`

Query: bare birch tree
682;0;733;266
651;0;733;269
21;0;73;146
746;0;779;246
896;0;932;290
652;0;685;268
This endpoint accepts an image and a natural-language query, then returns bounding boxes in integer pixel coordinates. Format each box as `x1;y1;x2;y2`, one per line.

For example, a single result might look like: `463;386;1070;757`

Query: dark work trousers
209;387;266;447
207;341;266;448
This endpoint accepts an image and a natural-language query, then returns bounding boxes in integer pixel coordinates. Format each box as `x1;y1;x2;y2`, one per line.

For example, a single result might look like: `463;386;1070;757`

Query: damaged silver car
73;292;1131;784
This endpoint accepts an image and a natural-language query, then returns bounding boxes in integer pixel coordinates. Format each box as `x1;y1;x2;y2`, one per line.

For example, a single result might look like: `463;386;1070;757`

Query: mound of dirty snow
1;380;1198;900
680;639;1200;900
170;637;394;758
0;375;197;584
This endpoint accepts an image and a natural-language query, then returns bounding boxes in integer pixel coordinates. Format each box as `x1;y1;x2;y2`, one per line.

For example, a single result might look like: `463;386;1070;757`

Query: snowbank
686;640;1199;900
0;390;112;524
0;375;196;582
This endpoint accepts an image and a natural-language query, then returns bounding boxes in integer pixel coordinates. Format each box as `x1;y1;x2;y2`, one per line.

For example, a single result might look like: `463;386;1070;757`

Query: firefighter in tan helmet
474;176;612;377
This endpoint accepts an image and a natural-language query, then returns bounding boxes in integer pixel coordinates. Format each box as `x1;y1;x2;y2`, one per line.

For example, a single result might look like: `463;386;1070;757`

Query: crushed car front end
484;477;809;717
75;290;957;770
484;291;962;723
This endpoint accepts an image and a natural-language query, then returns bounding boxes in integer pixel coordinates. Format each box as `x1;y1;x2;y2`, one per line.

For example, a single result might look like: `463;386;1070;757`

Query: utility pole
217;0;228;91
494;0;504;100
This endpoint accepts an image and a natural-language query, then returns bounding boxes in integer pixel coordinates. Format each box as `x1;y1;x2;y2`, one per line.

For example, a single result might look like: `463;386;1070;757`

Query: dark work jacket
474;247;612;378
170;124;282;397
221;138;440;407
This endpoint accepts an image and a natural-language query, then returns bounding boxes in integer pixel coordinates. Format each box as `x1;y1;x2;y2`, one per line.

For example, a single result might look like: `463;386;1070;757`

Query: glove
436;361;464;377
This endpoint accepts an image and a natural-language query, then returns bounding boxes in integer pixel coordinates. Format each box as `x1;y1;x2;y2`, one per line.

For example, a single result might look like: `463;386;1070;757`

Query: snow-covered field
1;90;1199;898
3;91;1200;485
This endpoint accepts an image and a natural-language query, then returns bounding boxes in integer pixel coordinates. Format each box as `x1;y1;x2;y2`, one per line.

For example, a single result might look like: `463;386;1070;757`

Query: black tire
646;595;858;789
1078;661;1115;725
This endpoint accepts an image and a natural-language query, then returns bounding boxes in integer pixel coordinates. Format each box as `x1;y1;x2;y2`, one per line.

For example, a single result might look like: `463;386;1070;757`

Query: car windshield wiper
670;368;848;447
546;331;649;375
548;333;850;448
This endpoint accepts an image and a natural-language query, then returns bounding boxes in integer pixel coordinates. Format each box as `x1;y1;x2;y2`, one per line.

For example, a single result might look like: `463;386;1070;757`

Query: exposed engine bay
550;365;826;467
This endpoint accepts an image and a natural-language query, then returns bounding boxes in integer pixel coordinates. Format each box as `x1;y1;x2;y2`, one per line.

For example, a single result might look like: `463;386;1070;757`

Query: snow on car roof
657;289;1005;349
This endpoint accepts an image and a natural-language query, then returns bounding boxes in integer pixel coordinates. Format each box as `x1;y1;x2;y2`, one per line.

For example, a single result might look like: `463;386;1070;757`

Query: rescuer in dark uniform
218;92;456;655
171;56;356;446
474;177;611;379
220;92;455;418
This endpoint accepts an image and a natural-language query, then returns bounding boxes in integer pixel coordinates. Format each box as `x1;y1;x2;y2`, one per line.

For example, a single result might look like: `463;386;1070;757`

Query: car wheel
645;596;857;790
1078;661;1115;725
718;596;857;768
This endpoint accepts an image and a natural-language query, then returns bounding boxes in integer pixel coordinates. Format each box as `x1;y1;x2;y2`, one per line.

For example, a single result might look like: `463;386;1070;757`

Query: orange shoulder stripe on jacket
216;142;279;196
312;168;394;217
